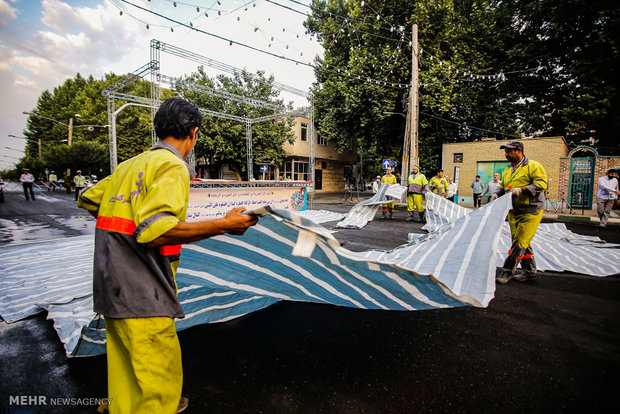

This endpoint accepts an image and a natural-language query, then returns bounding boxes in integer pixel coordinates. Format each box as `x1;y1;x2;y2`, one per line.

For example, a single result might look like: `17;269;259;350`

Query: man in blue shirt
471;175;484;208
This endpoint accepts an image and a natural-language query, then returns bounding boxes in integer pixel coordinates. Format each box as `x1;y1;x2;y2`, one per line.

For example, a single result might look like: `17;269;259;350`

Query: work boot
513;272;540;282
381;212;386;219
496;272;512;284
407;212;414;221
177;397;189;413
419;211;425;222
389;209;395;219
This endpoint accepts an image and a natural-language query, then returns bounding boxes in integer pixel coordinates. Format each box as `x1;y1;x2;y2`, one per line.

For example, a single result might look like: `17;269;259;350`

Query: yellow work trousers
407;194;424;213
105;316;183;414
508;210;543;248
502;210;543;275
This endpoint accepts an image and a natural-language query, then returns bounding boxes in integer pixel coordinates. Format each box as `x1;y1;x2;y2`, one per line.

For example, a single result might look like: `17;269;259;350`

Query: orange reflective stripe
516;253;533;260
159;244;182;256
96;216;136;235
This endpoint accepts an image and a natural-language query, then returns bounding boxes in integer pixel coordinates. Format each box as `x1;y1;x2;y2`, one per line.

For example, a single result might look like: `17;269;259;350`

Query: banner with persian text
187;186;308;221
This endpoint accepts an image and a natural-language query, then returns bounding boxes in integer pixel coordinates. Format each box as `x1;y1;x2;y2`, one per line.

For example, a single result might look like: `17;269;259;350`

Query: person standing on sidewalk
471;175;484;208
481;173;501;204
493;141;547;284
407;165;428;221
73;170;86;201
20;168;35;200
596;169;619;228
381;166;397;219
78;97;258;414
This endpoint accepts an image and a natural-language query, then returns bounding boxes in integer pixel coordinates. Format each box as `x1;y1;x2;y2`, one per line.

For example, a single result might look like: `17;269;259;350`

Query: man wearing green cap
407;165;428;221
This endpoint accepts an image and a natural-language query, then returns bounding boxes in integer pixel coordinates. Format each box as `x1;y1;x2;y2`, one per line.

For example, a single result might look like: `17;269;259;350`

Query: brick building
558;146;620;209
442;137;569;204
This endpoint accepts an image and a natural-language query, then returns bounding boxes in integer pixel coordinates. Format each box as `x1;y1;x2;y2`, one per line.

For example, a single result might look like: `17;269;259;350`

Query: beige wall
442;137;569;201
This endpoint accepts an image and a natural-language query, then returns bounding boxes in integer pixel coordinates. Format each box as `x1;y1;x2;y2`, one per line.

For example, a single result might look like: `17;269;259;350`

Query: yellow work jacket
498;156;547;214
78;141;192;319
74;174;86;187
407;173;428;194
429;176;448;197
381;174;397;185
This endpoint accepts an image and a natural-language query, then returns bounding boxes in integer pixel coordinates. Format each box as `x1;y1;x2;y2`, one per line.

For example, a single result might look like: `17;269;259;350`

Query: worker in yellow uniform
407;165;428;222
73;170;86;201
78;98;258;414
381;166;398;219
492;140;547;284
429;169;449;197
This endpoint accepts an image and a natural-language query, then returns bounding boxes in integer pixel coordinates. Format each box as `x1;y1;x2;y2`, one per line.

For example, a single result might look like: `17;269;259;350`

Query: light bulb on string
170;27;174;32
173;2;176;7
218;10;221;16
196;6;199;12
119;10;123;15
190;22;193;27
146;23;149;29
205;12;208;17
237;16;240;21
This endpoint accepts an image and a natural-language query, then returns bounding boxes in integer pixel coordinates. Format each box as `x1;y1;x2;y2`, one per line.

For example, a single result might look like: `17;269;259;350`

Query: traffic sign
382;159;391;169
259;165;268;173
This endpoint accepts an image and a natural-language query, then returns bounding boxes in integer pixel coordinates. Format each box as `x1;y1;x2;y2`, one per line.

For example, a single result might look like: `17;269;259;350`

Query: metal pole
67;117;73;146
409;23;419;171
246;120;253;180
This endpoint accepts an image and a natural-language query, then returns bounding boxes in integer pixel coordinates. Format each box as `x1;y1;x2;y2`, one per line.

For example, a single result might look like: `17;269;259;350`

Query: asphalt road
0;187;619;413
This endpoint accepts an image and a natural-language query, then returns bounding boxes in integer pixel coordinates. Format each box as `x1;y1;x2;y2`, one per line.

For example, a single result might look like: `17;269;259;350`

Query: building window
453;153;463;163
321;161;327;169
294;161;310;181
317;132;326;145
300;123;308;142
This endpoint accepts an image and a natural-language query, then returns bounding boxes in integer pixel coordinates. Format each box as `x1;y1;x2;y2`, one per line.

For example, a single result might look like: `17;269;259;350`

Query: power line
420;111;520;139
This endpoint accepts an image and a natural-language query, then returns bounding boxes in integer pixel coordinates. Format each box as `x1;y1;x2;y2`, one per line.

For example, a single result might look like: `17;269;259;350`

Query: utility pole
67;117;73;146
401;24;419;187
38;139;41;156
409;23;419;173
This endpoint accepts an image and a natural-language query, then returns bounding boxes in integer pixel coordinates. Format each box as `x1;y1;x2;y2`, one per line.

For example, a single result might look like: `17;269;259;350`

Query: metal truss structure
103;39;314;185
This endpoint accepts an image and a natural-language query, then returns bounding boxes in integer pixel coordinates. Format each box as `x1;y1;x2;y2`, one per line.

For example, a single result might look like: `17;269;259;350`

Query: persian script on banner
187;187;308;221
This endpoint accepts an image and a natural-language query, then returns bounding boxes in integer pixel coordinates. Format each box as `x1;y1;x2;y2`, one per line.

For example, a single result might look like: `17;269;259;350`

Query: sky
0;0;324;169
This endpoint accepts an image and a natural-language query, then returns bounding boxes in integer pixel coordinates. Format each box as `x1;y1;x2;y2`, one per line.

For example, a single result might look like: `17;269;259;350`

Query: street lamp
22;111;82;146
8;134;38;157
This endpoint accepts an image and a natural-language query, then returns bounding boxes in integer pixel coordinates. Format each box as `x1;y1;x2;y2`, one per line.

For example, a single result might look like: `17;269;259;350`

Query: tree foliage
306;0;619;177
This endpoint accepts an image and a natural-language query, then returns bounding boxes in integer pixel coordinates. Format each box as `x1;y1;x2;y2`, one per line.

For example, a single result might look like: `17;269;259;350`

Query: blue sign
390;160;398;168
382;159;391;169
259;165;268;173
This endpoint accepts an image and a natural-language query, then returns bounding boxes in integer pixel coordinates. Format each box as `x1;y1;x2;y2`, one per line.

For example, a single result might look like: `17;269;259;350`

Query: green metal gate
568;157;595;209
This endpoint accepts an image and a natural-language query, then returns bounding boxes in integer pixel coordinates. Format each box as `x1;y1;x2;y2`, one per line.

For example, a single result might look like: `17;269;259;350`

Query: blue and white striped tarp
0;205;488;357
420;192;620;276
335;183;407;228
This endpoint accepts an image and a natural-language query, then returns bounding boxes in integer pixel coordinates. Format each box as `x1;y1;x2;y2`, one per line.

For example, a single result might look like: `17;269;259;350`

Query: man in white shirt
597;169;619;228
19;168;35;201
482;172;501;204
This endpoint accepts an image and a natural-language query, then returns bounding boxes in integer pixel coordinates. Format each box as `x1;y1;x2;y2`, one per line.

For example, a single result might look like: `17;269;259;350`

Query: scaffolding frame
102;39;314;187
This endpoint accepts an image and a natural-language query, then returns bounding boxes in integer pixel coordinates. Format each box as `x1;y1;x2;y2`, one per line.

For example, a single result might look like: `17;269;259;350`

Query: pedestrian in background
429;169;449;198
20;168;35;201
78;97;258;414
481;172;501;204
372;175;381;194
407;165;428;221
381;166;397;219
596;169;619;228
48;171;59;191
471;175;484;208
73;170;86;201
493;141;547;284
446;177;457;202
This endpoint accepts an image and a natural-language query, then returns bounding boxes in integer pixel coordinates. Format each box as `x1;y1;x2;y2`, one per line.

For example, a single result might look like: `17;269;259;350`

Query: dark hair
476;175;480;178
609;169;618;175
437;169;443;174
154;98;202;140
